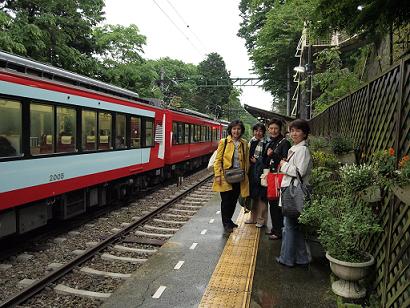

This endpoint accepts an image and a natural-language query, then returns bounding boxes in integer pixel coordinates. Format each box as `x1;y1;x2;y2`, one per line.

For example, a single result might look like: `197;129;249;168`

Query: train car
0;52;169;238
164;108;221;175
219;119;229;139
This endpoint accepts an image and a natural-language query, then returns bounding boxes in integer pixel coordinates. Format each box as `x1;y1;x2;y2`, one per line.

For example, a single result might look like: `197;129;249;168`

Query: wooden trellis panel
309;56;410;308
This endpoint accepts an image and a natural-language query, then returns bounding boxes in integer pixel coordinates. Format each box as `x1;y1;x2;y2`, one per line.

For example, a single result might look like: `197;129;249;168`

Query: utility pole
286;65;291;116
306;44;313;119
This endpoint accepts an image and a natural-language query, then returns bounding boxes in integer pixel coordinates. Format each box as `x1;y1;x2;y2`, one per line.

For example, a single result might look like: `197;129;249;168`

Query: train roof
168;107;221;123
0;50;141;102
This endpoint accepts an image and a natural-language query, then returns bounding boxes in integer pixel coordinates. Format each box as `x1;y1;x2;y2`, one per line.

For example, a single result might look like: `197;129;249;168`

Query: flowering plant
370;148;397;187
397;155;410;185
339;163;376;192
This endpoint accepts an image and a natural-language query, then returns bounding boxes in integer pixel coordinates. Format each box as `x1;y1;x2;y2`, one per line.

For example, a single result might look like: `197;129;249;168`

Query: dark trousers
220;183;241;226
269;199;283;237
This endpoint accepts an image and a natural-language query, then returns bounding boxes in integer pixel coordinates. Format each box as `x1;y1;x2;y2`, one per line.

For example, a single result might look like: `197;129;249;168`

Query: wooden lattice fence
309;56;409;308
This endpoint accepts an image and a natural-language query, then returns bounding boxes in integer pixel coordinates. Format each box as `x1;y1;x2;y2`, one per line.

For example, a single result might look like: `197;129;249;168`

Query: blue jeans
277;216;309;266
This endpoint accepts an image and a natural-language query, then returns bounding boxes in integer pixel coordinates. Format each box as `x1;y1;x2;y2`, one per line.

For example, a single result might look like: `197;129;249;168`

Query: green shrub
331;135;353;154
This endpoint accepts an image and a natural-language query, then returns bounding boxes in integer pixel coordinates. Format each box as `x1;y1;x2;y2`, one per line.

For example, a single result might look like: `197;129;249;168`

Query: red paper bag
267;172;285;200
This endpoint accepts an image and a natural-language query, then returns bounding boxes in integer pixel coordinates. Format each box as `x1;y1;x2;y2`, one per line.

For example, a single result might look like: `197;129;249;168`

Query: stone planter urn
336;151;356;165
359;185;382;203
391;184;410;205
326;252;375;299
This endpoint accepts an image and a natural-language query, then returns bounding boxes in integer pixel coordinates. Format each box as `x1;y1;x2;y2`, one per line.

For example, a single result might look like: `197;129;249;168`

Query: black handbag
281;170;311;218
221;138;245;184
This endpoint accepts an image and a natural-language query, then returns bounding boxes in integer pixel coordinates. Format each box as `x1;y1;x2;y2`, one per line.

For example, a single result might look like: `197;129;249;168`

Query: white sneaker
255;223;264;228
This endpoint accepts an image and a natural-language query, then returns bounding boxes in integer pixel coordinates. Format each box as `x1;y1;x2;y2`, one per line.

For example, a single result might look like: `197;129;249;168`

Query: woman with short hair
276;119;312;267
213;119;250;233
245;123;268;226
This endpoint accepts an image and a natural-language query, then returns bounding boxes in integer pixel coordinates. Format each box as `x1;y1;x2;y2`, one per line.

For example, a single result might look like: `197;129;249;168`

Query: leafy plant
309;136;330;152
300;191;381;263
330;135;353;154
312;151;339;169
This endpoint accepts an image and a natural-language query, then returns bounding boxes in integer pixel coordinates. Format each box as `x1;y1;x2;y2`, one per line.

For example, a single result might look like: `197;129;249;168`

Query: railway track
0;172;214;307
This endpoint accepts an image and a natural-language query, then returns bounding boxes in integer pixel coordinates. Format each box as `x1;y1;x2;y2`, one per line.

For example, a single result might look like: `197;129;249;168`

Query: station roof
244;104;295;123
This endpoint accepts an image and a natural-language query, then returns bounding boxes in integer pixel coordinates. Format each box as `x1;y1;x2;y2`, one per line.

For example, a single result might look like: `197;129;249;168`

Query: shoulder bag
281;169;311;218
222;138;245;184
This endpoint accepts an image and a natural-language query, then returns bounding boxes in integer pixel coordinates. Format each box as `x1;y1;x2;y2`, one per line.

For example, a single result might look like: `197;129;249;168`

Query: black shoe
230;222;238;228
224;226;233;233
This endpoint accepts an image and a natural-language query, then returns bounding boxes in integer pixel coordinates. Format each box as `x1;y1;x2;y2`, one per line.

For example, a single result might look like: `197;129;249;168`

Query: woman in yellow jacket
213;120;250;233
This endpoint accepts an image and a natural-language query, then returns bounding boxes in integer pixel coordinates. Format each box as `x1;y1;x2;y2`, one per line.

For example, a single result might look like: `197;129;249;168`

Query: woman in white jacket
276;119;312;267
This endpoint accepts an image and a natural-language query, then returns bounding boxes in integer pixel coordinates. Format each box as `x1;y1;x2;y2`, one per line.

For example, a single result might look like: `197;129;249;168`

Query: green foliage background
0;0;257;131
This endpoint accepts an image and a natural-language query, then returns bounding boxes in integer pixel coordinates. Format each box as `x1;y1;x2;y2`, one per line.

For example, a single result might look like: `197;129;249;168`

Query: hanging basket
359;185;382;203
391;184;410;205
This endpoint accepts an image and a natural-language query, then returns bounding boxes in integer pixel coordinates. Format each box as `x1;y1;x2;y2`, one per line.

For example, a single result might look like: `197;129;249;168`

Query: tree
312;0;409;36
238;0;317;111
194;53;233;118
0;0;104;75
148;57;198;108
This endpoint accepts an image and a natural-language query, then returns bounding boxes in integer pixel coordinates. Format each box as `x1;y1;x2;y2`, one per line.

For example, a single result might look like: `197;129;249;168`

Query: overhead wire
165;0;208;52
152;0;204;57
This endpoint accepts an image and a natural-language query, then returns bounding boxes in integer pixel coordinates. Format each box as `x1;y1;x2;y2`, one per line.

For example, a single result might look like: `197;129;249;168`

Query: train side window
56;107;76;153
195;125;200;142
145;118;154;147
130;116;141;148
201;126;206;142
0;99;21;158
184;124;189;144
115;114;127;149
177;123;184;144
30;103;54;155
190;124;194;143
98;112;112;150
82;110;97;151
172;122;177;145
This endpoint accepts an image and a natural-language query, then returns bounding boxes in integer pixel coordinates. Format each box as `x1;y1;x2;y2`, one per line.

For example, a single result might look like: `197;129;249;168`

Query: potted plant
300;161;381;299
330;135;356;164
391;154;410;204
309;136;332;153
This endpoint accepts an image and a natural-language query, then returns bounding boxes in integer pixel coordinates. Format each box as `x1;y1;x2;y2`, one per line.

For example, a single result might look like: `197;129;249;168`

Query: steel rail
0;175;213;307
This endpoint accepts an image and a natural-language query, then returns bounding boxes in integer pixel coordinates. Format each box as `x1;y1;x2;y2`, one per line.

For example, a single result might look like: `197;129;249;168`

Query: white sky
103;0;273;111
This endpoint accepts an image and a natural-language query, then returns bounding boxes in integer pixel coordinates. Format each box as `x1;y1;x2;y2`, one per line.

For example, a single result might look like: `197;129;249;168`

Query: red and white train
0;51;228;238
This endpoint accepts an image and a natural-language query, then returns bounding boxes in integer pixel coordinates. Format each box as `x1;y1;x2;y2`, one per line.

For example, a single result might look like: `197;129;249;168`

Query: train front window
99;112;112;150
115;114;126;149
130;116;141;148
82;110;97;151
0;99;21;158
57;107;76;153
145;119;154;147
30;103;54;155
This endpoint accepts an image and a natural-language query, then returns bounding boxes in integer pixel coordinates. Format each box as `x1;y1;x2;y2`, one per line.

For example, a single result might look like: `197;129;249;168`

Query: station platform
102;193;335;308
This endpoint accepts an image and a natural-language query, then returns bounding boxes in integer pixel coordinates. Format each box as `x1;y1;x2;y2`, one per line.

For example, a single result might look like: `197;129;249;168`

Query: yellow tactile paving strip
199;210;260;308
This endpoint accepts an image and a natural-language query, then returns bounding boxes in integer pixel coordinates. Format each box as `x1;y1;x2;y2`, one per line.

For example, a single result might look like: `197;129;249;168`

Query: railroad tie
101;253;147;264
54;284;111;299
134;230;173;238
153;218;185;225
113;245;158;254
143;225;179;232
80;266;131;279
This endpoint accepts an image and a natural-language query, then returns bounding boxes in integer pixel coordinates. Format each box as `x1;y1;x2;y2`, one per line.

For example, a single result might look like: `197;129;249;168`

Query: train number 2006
49;173;64;182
